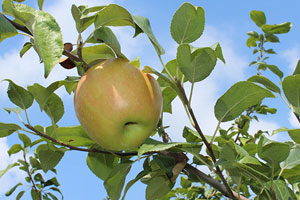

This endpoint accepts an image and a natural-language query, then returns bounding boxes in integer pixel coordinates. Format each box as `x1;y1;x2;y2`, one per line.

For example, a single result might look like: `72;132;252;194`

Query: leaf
258;136;290;163
280;145;300;169
18;133;31;147
282;75;300;115
145;176;171;200
78;44;116;66
161;87;177;113
214;81;275;122
71;4;96;33
3;1;63;78
8;144;22;156
28;83;56;111
0;13;18;43
288;129;300;144
130;56;140;68
182;126;201;143
0;122;21;138
170;3;205;44
261;22;292;34
293;60;300;75
266;180;296;200
94;4;135;28
16;191;25;200
20;42;32;57
158;59;186;87
177;44;217;83
36;144;65;173
121;169;150;200
210;42;225;64
5;183;22;196
31;188;41;200
4;79;33;109
248;75;281;94
0;163;18;178
246;36;258;47
56;126;95;147
44;177;59;187
138;138;201;158
104;161;133;200
4;107;24;115
34;11;63;78
37;0;44;10
250;10;266;27
86;152;119;181
44;92;64;123
265;64;284;79
90;26;126;59
133;15;165;55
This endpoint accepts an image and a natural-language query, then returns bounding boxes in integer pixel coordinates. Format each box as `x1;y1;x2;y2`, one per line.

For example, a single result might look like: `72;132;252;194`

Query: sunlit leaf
171;3;205;44
215;81;275;122
0;13;18;43
250;10;266;27
56;126;95;147
0;122;21;138
248;75;281;93
282;75;300;115
280;145;300;169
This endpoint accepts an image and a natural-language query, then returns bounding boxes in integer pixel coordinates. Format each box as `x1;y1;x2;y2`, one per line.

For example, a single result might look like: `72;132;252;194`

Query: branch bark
184;164;249;200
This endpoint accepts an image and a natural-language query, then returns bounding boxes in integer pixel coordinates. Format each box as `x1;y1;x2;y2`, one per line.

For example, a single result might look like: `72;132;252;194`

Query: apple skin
74;58;163;151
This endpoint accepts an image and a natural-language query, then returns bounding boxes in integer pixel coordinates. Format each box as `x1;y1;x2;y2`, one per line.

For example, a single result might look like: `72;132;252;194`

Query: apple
74;58;163;151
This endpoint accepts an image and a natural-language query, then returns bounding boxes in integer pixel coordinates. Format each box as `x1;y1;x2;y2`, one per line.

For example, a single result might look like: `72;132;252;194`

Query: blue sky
0;0;300;199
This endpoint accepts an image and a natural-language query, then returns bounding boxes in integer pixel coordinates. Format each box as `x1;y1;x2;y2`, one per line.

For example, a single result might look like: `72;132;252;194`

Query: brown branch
184;164;249;200
24;124;137;157
175;80;236;199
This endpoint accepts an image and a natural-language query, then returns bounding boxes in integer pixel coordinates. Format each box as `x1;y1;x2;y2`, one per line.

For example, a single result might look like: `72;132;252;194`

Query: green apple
74;58;163;151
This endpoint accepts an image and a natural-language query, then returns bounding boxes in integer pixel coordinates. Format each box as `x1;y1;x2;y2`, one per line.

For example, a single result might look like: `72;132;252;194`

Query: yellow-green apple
74;58;163;151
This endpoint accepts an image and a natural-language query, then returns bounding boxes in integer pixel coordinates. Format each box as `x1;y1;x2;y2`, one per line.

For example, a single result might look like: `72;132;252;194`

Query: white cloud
0;138;27;196
281;46;300;73
249;119;281;141
289;111;299;128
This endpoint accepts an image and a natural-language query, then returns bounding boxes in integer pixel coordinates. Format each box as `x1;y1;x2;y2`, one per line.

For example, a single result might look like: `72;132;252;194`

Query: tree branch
176;80;236;199
184;164;249;200
24;124;137;157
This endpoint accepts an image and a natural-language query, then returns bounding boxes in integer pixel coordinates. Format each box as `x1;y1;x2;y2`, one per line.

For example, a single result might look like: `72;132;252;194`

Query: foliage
0;0;299;199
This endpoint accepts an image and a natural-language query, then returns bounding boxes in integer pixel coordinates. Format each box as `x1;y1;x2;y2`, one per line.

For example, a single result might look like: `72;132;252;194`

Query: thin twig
184;164;249;200
24;124;137;157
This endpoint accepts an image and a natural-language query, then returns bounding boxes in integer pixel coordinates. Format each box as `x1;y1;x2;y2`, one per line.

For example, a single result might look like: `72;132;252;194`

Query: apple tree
0;0;299;199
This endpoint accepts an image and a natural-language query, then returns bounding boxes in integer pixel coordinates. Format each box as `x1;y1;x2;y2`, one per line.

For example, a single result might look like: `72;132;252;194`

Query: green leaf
4;107;24;115
34;11;63;78
44;92;64;123
28;83;56;111
288;129;300;144
266;180;296;200
266;64;284;79
0;163;18;178
0;122;21;138
170;3;205;44
153;154;175;177
56;126;95;147
121;169;150;200
20;42;32;57
215;81;275;122
86;152;119;181
177;44;217;83
261;22;292;34
37;0;44;10
182;126;201;143
16;191;25;200
138;138;201;158
133;15;165;55
246;36;258;47
145;175;171;200
280;145;300;169
293;60;300;75
180;176;191;188
31;188;41;200
3;1;63;78
78;44;116;66
265;33;280;43
18;133;31;147
94;4;135;28
0;13;18;43
104;161;133;200
130;56;140;68
248;75;281;93
158;59;186;87
71;4;96;33
4;79;33;109
250;10;266;27
247;31;259;38
34;173;45;183
282;75;300;115
161;87;177;113
210;42;225;64
36;144;65;172
258;136;290;163
8;144;22;156
5;183;22;196
90;26;127;59
44;177;59;187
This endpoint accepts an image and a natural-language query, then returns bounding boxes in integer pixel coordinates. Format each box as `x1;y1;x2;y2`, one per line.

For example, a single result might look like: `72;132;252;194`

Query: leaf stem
210;121;221;144
188;82;194;107
158;55;175;82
